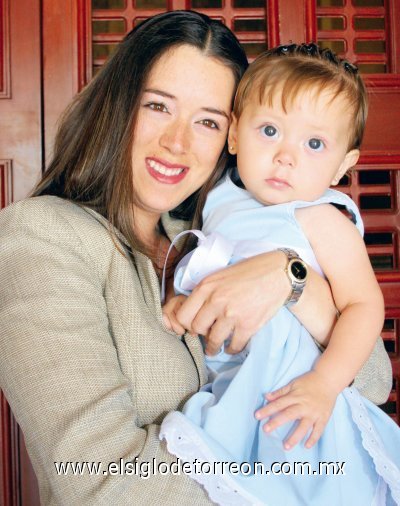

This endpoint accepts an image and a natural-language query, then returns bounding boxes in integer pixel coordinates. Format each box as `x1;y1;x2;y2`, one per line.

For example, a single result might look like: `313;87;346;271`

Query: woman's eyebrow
144;88;229;120
202;107;229;120
144;88;175;99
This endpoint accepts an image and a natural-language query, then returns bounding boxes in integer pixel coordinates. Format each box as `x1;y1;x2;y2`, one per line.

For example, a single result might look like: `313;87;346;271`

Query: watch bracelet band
278;247;299;263
278;247;307;307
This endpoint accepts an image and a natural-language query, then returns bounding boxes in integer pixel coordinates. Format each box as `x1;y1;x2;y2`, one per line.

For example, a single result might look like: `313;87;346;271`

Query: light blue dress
160;171;400;506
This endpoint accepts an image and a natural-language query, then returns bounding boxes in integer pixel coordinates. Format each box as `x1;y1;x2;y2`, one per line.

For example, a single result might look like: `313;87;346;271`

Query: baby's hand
162;295;188;335
255;370;338;450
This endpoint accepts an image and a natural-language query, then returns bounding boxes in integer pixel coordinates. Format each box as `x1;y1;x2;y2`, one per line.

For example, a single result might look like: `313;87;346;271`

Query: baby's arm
300;204;385;392
256;204;385;448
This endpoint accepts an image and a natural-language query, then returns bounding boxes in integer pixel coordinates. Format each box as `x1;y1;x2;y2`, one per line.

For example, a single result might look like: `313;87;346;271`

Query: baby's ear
228;114;238;154
331;149;360;186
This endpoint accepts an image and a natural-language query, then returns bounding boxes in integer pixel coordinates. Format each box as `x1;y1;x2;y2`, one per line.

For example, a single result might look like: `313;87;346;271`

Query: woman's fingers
175;284;208;333
224;326;250;354
162;313;172;330
162;296;187;335
175;252;289;352
204;318;234;355
169;313;186;335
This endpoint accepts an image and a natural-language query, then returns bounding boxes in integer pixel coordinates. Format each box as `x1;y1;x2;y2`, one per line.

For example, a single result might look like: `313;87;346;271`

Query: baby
161;44;400;505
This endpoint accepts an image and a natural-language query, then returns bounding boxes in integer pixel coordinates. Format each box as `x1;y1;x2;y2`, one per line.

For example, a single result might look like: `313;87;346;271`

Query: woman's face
131;44;236;230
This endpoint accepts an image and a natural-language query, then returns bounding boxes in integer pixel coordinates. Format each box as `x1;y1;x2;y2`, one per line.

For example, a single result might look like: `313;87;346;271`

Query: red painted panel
0;160;13;208
0;0;42;201
42;0;92;161
0;393;19;506
0;0;42;504
363;77;400;157
0;0;10;98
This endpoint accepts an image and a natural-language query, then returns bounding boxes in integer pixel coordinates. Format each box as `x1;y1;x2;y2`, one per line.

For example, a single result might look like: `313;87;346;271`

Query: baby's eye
144;102;168;113
308;138;324;151
262;125;278;138
199;119;219;130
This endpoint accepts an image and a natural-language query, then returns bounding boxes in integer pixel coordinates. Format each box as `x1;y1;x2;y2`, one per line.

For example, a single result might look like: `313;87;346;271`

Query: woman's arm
0;200;211;506
176;234;392;404
176;250;337;354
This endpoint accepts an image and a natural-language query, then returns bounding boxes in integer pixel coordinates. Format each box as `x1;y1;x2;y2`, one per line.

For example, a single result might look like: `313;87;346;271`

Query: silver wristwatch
278;248;308;307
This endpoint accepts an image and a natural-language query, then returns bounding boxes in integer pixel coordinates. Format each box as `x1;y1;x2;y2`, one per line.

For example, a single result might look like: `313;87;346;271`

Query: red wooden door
1;1;399;504
0;1;42;504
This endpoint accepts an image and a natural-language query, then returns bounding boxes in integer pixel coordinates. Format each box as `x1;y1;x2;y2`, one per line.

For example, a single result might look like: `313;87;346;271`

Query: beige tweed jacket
0;196;392;506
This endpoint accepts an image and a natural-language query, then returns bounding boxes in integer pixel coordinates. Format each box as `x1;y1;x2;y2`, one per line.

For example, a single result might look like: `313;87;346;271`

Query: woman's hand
176;247;338;354
255;370;338;450
175;251;290;355
162;295;187;335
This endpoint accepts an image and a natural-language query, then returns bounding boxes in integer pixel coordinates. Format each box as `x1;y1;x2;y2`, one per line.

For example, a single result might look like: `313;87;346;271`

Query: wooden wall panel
0;159;12;208
42;0;91;164
0;394;19;506
0;0;42;203
0;0;10;98
0;0;42;504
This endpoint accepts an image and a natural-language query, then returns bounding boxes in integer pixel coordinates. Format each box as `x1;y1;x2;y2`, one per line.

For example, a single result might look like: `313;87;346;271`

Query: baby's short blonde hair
233;43;368;150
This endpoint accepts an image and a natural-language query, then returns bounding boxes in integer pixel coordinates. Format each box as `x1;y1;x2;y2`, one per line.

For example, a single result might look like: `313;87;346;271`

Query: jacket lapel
183;333;208;387
80;206;207;386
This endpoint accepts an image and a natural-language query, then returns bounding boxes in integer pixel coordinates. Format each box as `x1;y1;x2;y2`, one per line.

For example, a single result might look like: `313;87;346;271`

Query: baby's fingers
283;418;312;450
265;384;292;401
304;420;325;449
255;395;293;421
261;405;301;434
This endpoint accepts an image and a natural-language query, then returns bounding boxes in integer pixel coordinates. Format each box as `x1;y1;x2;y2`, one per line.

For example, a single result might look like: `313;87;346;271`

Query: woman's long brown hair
33;11;248;262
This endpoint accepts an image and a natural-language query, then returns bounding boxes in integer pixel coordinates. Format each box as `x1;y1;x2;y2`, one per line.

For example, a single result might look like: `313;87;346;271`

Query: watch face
290;260;307;281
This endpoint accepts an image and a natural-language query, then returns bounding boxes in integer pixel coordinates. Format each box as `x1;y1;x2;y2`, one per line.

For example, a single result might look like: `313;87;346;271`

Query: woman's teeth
148;159;184;176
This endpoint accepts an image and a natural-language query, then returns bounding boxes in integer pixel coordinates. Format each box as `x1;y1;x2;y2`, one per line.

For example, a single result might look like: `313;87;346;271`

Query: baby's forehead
242;82;354;135
254;79;345;112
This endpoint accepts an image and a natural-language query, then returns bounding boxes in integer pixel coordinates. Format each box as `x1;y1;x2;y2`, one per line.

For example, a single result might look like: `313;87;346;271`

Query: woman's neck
133;209;162;248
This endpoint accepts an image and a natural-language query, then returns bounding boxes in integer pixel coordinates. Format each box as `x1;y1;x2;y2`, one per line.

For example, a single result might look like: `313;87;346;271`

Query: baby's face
228;87;360;205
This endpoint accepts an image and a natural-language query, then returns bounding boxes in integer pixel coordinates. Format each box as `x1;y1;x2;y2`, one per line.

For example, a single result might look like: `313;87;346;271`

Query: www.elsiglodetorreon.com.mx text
54;458;346;478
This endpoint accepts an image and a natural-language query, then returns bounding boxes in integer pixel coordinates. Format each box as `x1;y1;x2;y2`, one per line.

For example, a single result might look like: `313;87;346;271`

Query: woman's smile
146;157;189;184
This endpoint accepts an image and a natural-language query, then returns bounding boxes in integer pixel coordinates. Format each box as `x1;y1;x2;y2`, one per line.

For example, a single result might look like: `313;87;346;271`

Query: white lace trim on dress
344;387;400;504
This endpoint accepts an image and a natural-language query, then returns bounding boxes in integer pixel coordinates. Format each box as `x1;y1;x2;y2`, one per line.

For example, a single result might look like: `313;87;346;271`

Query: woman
0;11;391;506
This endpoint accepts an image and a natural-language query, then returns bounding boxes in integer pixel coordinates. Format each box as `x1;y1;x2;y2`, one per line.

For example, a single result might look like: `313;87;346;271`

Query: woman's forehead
144;44;236;110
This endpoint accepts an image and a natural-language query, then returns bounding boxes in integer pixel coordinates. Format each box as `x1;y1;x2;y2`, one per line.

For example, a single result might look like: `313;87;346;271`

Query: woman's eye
262;125;278;138
308;138;324;151
199;119;219;130
145;102;168;113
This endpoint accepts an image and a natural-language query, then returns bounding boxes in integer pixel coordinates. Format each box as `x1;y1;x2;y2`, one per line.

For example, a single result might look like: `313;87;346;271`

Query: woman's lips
146;157;189;184
264;178;291;190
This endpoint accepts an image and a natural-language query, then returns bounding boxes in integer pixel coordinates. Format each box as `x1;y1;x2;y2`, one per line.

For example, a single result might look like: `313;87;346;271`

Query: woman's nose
159;120;189;155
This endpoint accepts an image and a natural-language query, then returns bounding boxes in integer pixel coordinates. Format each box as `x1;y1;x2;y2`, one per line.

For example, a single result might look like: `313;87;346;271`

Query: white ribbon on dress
161;230;234;303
